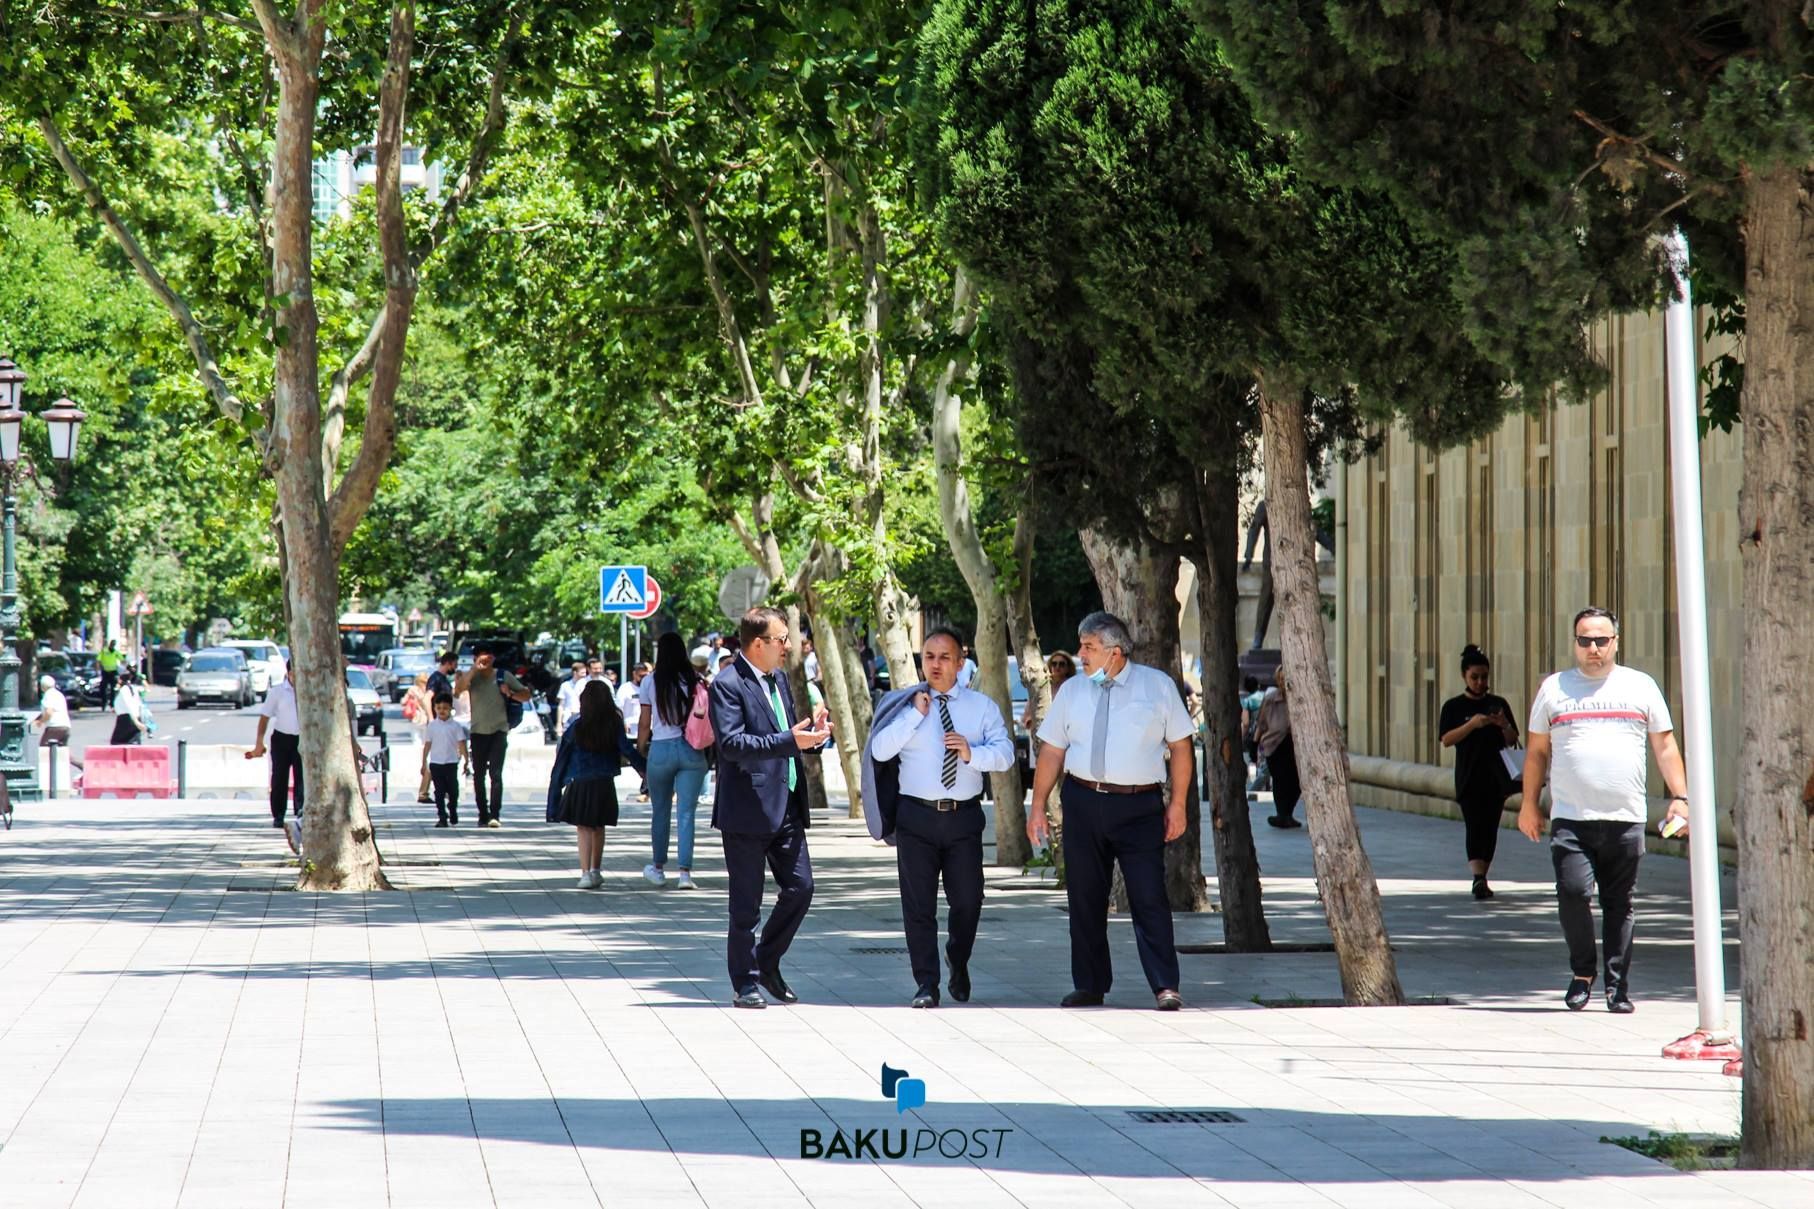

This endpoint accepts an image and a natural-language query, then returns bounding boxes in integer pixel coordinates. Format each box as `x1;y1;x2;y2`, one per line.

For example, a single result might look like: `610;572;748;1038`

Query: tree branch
328;0;418;556
726;508;765;564
1572;109;1693;182
413;10;523;267
92;6;264;36
248;0;299;61
36;114;244;422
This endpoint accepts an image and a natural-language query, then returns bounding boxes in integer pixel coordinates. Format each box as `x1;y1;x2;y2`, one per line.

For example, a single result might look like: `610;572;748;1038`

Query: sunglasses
1574;635;1615;649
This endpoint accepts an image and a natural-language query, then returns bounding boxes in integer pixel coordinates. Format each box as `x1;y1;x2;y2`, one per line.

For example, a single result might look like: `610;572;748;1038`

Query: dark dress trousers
709;657;814;994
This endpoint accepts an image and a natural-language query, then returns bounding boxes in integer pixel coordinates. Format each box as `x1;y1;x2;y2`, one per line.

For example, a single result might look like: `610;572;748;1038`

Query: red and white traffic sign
128;592;153;616
627;574;663;621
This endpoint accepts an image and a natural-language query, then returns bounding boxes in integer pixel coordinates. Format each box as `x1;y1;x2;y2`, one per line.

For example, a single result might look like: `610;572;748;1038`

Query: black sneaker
435;819;449;828
1471;875;1494;900
1564;977;1592;1011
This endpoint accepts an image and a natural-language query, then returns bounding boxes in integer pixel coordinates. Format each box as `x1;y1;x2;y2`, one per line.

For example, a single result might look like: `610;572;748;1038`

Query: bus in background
339;611;398;667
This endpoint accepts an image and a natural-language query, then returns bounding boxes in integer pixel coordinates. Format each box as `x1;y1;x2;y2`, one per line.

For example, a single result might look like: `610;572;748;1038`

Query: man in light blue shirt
869;627;1013;1008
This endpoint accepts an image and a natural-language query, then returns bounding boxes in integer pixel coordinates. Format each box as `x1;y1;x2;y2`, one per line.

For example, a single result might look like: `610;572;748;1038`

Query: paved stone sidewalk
0;783;1801;1208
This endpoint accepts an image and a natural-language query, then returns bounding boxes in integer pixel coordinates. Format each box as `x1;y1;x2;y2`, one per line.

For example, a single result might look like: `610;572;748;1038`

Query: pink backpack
684;679;715;750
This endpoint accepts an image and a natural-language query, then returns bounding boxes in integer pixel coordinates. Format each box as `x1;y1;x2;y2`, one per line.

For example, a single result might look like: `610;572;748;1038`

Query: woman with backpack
547;680;623;889
637;631;712;890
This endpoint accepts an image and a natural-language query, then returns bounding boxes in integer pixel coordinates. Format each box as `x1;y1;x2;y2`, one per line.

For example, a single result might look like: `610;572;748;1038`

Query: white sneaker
577;872;595;889
642;864;666;886
675;871;698;890
589;869;603;889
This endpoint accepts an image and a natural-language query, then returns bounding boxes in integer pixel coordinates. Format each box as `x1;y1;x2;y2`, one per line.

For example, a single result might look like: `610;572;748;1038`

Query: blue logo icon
881;1064;926;1114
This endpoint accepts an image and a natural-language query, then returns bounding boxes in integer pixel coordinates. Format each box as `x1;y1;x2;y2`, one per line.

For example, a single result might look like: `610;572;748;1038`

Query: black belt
1066;773;1162;795
902;794;982;813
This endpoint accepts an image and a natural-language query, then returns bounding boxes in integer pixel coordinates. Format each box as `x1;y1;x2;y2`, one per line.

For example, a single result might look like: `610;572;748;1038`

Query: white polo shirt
1037;662;1195;786
257;679;300;735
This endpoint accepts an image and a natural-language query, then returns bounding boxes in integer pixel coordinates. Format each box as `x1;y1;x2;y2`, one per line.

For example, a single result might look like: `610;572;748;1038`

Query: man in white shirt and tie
1028;611;1195;1011
246;660;303;832
869;628;1014;1008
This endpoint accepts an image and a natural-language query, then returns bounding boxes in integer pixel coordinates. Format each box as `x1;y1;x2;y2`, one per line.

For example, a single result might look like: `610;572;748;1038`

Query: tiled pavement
0;779;1801;1208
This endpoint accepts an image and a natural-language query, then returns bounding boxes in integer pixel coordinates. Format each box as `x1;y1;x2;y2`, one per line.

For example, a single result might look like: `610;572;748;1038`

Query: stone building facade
1335;307;1745;816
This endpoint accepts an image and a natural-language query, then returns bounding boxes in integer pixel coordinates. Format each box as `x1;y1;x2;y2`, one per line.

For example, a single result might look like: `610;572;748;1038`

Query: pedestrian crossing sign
598;565;649;613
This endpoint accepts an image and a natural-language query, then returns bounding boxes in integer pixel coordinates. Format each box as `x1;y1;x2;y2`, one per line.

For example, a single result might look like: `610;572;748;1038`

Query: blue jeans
647;737;708;869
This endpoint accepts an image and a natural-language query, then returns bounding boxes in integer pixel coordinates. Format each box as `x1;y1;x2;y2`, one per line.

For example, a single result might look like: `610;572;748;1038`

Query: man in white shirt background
246;661;303;831
867;627;1014;1008
557;660;589;732
616;661;650;799
1028;611;1195;1011
1519;606;1691;1014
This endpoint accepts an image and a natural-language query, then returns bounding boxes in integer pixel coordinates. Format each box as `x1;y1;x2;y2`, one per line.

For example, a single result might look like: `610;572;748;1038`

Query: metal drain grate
1129;1110;1245;1125
850;946;909;955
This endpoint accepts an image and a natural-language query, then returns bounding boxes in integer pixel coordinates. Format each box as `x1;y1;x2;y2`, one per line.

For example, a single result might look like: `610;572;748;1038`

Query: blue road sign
599;565;649;614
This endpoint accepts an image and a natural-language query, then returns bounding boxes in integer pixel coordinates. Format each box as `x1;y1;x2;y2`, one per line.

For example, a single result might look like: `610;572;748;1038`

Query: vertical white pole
1663;230;1729;1039
619;614;627;682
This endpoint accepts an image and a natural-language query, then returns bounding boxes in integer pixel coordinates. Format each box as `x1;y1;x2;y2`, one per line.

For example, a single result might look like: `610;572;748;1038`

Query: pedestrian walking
548;680;624;888
1255;667;1301;827
97;639;123;708
863;628;1014;1008
638;632;710;890
1519;607;1689;1013
1026;611;1194;1011
402;673;435;802
109;668;147;745
454;643;531;828
421;694;469;828
1439;644;1520;900
557;660;589;732
1238;675;1265;784
710;606;831;1009
33;674;71;749
245;661;302;828
427;650;459;717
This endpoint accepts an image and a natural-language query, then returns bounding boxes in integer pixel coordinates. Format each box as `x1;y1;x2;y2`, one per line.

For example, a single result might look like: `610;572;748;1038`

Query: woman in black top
1438;645;1519;899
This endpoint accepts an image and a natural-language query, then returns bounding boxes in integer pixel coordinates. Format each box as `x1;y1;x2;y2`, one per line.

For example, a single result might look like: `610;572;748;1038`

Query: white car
346;667;385;736
219;638;284;698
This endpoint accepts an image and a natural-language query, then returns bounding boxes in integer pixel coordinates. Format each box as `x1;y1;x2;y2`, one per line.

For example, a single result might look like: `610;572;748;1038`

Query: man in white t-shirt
1519;607;1691;1014
616;662;650;798
557;660;589;732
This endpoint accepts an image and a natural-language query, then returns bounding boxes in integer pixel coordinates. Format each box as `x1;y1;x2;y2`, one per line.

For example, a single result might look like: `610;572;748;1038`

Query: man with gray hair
1028;611;1195;1010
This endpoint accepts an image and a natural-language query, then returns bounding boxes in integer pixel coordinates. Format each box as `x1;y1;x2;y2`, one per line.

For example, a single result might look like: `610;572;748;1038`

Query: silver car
177;648;255;709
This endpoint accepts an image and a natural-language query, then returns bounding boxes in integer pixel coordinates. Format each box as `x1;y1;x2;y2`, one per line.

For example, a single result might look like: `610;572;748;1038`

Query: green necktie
765;675;797;791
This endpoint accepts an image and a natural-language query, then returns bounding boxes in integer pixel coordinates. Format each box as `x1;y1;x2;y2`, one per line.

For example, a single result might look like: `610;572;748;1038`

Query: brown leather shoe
1155;989;1184;1011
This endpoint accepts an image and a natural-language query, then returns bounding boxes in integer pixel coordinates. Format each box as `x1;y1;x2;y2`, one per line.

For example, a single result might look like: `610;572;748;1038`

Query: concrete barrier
1346;752;1733;855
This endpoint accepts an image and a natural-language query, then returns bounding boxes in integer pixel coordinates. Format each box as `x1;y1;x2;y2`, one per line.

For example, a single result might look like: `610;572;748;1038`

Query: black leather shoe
758;968;798;1005
1564;977;1592;1011
732;989;766;1009
911;989;939;1009
1606;988;1635;1014
948;965;971;1003
1471;875;1494;900
1060;990;1105;1008
1155;989;1183;1011
1266;816;1302;829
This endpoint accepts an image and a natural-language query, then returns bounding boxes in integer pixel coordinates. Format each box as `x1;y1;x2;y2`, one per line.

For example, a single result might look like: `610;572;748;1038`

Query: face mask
1088;667;1110;686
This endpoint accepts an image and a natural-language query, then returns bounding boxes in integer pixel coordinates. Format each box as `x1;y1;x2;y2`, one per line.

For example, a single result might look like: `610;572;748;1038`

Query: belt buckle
935;798;959;812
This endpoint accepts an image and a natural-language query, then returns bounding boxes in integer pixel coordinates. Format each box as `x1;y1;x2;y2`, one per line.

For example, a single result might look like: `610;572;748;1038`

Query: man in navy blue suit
710;606;832;1008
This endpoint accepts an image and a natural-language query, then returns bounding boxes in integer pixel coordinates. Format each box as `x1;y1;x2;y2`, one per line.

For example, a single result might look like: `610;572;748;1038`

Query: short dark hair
1572;606;1619;634
432;692;453;708
739;606;787;647
473;641;493;657
923;626;966;654
1243;675;1259;693
437;650;456;664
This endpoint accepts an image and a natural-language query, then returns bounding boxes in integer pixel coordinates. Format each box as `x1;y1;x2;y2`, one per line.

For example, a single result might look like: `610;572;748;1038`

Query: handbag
683;680;715;750
1499;746;1526;782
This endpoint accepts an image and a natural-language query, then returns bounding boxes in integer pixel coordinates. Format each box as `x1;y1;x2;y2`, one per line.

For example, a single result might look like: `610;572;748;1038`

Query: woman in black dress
547;680;623;889
1438;645;1519;899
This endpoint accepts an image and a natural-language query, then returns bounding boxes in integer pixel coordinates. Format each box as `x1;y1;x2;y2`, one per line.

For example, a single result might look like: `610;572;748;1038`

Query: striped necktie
937;693;957;789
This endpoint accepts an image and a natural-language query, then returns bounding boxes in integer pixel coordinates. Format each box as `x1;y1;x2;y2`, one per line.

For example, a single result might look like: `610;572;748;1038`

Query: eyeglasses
1575;635;1615;649
762;632;790;645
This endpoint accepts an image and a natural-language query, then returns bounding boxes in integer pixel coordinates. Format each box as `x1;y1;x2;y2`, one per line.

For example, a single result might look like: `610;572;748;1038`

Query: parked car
218;639;283;697
455;634;526;673
177;648;255;708
151;647;189;687
346;666;385;736
39;653;99;710
373;647;437;702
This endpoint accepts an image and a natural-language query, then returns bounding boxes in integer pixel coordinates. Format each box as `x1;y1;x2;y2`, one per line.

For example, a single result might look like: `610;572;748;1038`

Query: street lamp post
0;358;86;802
